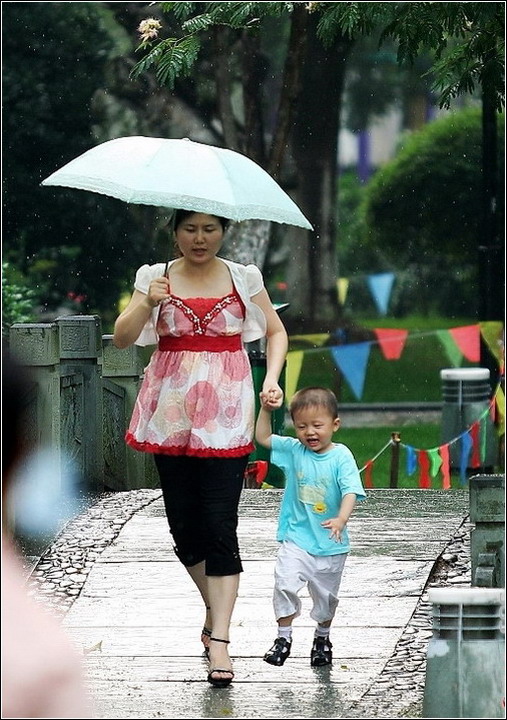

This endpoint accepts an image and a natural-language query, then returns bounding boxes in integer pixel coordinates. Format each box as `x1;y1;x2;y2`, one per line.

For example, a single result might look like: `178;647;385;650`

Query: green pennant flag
436;330;463;367
428;448;443;477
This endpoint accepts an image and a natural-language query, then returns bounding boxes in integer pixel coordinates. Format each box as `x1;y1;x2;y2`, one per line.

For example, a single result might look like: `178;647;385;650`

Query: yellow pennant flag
290;334;330;347
495;384;505;437
285;350;304;403
480;321;504;368
337;277;349;306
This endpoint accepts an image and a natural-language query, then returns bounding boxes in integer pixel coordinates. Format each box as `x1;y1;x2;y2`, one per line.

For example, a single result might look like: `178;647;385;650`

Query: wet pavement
26;487;472;719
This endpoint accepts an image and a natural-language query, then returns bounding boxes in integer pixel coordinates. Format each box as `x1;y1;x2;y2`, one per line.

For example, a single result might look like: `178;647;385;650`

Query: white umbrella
41;136;313;230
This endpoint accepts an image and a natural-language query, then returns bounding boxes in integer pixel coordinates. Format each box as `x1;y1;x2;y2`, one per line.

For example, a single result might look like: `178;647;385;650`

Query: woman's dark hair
173;209;229;232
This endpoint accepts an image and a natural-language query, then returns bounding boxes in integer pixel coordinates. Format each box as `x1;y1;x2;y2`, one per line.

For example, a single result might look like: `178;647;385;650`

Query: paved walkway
27;488;471;719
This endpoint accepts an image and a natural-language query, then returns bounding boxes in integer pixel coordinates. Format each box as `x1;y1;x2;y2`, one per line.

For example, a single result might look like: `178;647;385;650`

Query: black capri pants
154;454;249;576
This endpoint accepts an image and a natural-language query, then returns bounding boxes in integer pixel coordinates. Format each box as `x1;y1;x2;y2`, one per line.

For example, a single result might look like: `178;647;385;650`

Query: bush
2;262;36;337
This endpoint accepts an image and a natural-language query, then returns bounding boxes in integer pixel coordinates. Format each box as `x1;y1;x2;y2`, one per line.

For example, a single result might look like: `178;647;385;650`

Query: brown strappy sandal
207;637;234;688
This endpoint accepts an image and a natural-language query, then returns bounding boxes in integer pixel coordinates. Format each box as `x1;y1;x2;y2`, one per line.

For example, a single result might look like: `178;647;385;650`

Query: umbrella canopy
41;136;313;230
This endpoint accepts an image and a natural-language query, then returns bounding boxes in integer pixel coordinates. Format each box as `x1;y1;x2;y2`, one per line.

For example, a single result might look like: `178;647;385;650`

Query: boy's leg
264;542;307;667
308;553;348;667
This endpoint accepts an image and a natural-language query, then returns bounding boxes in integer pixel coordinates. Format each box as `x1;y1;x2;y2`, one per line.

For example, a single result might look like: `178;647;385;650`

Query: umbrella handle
156;210;176;325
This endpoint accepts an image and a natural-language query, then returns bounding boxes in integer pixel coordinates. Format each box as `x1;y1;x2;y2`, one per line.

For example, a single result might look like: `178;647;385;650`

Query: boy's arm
321;493;357;543
255;405;275;449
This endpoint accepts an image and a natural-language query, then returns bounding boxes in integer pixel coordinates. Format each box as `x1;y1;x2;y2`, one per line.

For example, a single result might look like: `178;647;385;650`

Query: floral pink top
126;288;255;457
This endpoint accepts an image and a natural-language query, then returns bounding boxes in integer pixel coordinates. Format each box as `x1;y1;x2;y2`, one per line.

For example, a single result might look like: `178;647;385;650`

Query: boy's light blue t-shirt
270;435;366;556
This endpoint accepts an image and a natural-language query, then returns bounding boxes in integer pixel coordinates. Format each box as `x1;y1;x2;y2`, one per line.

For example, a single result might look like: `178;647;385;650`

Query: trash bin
245;303;289;489
440;368;497;471
423;587;505;718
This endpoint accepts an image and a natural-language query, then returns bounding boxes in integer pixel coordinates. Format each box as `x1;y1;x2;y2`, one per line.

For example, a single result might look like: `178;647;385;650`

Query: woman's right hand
147;277;170;307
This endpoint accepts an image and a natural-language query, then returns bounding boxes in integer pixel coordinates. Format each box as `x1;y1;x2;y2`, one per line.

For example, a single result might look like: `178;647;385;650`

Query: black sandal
201;626;212;656
201;606;212;656
207;637;234;688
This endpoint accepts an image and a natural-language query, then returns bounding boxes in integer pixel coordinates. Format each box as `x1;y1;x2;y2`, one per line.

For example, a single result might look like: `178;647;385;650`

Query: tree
361;107;505;316
130;1;504;330
2;2;152;323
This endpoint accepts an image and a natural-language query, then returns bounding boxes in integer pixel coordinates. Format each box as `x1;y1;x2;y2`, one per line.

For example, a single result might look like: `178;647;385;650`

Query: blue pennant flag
330;343;371;400
405;445;417;476
366;272;395;316
459;432;473;485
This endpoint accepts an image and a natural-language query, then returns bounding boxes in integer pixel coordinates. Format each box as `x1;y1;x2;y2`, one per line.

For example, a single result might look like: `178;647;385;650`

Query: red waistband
158;334;242;352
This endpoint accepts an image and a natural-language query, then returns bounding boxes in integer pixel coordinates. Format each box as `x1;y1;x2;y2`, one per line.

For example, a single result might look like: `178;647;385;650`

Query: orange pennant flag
470;421;481;468
373;328;409;360
449;325;480;362
363;460;374;488
418;450;431;489
439;444;451;490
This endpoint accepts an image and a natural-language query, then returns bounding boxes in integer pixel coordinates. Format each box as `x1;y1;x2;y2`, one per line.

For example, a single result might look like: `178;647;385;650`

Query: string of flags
338;271;396;316
358;384;505;490
286;321;504;402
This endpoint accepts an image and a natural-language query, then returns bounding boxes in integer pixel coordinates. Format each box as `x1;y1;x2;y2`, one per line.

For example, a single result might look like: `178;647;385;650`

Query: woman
113;210;288;687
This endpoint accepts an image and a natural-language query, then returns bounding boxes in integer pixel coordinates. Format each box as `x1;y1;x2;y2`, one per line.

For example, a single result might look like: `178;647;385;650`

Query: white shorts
273;540;348;623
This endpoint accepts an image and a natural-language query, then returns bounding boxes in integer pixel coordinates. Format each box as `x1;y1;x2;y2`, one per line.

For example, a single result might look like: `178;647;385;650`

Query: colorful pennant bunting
480;321;504;370
439;444;451;489
449;325;480;362
330;343;371;400
495;385;505;437
436;329;464;367
366;272;395;316
290;334;330;346
337;278;349;306
373;328;409;360
285;350;304;403
459;432;473;484
469;422;481;468
428;448;443;477
418;450;431;488
363;460;374;488
405;445;417;476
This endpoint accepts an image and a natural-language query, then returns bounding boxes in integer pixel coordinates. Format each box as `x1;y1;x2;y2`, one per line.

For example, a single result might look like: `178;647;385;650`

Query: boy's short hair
289;387;339;420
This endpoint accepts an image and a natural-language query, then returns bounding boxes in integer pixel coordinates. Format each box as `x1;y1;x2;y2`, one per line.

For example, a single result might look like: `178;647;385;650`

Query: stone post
469;473;505;588
56;315;104;492
102;336;158;490
9;322;61;452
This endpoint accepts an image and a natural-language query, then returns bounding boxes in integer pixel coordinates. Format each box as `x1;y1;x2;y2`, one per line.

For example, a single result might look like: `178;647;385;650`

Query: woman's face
174;213;224;262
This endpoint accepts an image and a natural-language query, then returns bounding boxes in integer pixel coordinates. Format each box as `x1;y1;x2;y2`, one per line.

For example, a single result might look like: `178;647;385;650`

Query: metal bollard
423;588;505;718
440;368;497;471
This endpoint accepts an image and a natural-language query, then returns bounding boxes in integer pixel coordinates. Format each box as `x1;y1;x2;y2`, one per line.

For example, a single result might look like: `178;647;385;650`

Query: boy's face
292;405;340;454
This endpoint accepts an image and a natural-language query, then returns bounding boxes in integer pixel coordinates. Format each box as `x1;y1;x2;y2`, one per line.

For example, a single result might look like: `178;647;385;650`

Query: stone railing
9;315;158;493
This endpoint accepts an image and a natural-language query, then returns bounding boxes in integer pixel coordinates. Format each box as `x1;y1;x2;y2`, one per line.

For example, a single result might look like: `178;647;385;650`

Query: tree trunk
287;19;354;333
221;219;272;269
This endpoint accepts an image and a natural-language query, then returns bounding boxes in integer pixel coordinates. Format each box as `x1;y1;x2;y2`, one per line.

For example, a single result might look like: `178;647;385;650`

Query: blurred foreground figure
1;354;93;719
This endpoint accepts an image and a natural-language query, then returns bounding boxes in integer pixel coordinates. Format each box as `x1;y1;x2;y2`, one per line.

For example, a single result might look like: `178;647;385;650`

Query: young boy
256;386;366;667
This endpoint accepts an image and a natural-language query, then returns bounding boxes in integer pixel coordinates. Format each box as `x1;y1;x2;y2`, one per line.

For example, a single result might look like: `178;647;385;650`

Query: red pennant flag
418;450;431;489
373;328;409;360
449;325;480;362
363;460;374;488
439;444;451;490
470;422;481;468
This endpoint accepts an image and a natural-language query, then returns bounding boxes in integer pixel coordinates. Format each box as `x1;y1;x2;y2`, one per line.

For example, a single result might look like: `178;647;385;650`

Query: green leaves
131;35;200;88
